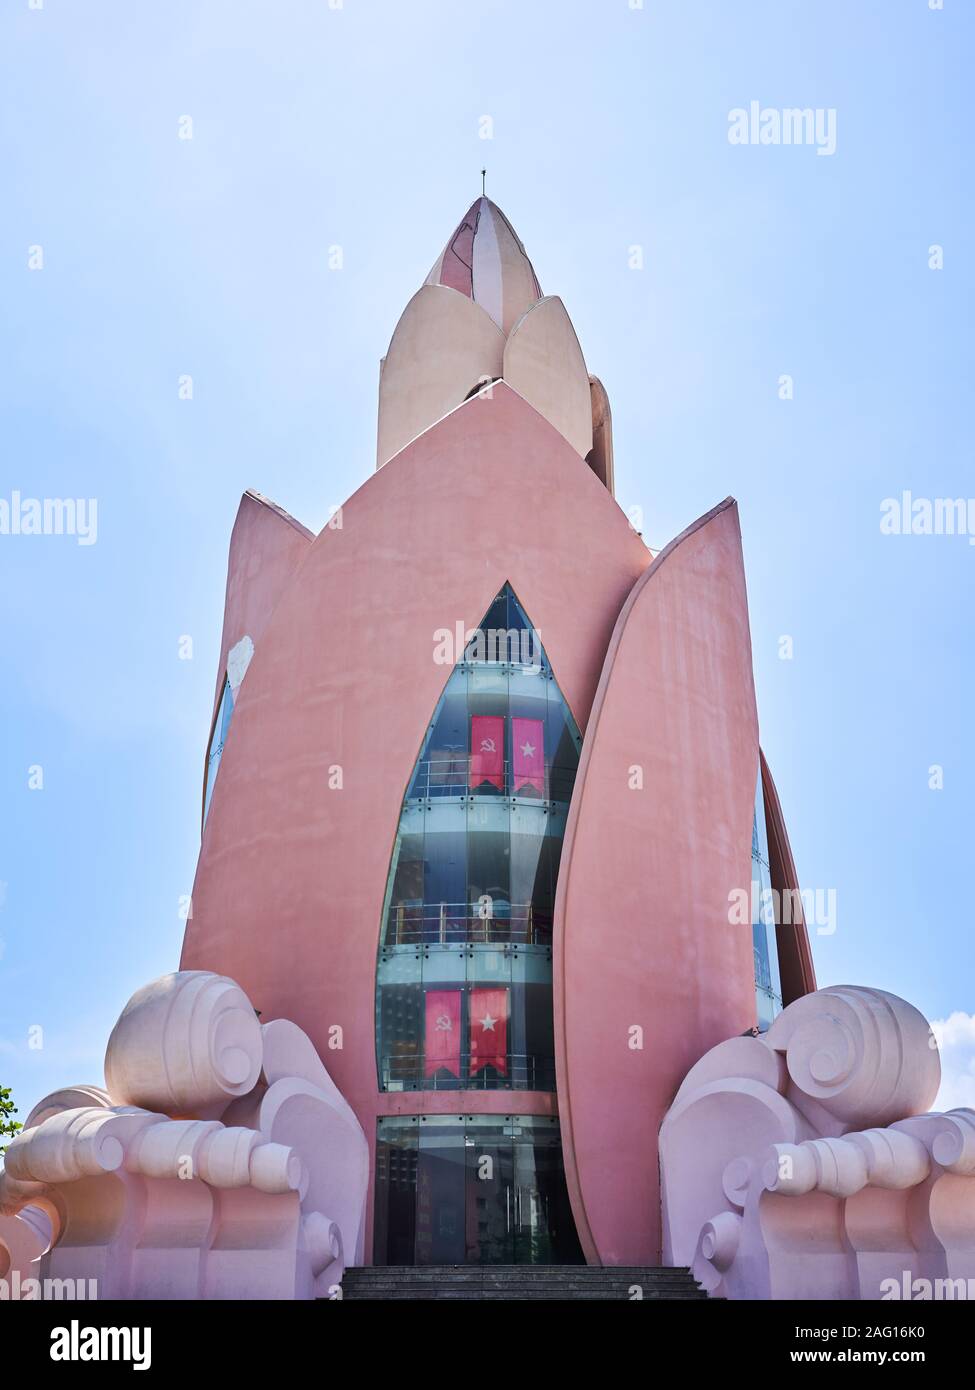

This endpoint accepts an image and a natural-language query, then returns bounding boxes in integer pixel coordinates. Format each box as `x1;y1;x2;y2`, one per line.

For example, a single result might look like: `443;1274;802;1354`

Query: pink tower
179;196;817;1267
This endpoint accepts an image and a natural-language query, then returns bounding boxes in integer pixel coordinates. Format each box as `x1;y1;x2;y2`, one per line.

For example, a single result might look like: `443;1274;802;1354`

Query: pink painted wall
181;383;651;1258
553;500;762;1265
209;490;314;723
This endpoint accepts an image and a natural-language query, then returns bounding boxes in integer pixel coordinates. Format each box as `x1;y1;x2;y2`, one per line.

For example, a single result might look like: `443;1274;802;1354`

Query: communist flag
424;990;461;1078
469;987;508;1076
470;715;504;791
512;717;544;792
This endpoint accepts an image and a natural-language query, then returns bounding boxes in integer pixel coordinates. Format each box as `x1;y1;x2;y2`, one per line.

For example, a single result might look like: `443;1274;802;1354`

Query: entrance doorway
373;1114;583;1265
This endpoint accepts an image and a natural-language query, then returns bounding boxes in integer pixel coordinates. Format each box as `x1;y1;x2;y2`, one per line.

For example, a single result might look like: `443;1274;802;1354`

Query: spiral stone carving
930;1110;975;1175
302;1211;343;1277
0;969;369;1299
3;1108;143;1184
105;971;263;1117
25;1086;113;1130
766;985;940;1129
661;984;975;1301
699;1212;740;1271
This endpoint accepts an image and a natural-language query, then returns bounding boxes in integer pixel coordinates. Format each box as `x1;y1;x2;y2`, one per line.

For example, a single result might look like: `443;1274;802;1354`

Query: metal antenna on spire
481;169;486;197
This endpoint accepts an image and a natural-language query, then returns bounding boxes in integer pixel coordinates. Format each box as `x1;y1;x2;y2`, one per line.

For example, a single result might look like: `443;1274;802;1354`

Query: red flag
512;717;544;793
424;990;461;1078
470;715;504;791
469;987;508;1076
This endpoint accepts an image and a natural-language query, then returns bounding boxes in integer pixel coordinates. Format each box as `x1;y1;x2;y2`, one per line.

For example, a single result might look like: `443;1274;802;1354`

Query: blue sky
1;0;972;1124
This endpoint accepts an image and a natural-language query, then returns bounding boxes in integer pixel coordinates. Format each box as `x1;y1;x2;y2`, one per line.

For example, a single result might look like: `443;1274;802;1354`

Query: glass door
374;1115;583;1265
415;1119;466;1264
511;1119;574;1263
465;1120;515;1263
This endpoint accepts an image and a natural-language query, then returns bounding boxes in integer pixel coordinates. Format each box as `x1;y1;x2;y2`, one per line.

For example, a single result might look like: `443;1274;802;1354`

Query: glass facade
203;676;234;824
752;768;784;1028
374;1114;583;1265
376;585;582;1093
371;584;782;1262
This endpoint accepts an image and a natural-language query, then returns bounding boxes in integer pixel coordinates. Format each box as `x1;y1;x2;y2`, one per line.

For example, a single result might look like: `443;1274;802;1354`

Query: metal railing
380;1052;556;1092
383;902;553;947
406;757;576;803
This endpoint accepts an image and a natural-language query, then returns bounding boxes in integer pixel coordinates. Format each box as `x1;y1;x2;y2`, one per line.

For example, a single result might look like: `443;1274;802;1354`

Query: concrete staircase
340;1264;711;1300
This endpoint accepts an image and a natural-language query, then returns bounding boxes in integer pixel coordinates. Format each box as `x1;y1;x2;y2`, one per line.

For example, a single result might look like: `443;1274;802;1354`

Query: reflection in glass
376;584;582;1092
203;676;234;824
753;767;784;1029
374;1115;583;1266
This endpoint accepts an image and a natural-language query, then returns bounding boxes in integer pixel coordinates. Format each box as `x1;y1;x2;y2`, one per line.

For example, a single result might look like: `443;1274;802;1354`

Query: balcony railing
407;757;576;804
380;1052;556;1092
383;902;553;948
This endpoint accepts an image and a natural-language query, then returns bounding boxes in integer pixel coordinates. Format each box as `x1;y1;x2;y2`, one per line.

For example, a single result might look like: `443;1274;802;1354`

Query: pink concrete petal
553;498;761;1265
377;283;505;468
211;490;313;722
503;296;593;459
587;375;614;494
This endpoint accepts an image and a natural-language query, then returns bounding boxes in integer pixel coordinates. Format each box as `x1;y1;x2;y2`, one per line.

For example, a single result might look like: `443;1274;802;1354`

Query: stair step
342;1276;698;1283
342;1284;706;1295
338;1264;711;1301
341;1266;697;1275
343;1268;696;1272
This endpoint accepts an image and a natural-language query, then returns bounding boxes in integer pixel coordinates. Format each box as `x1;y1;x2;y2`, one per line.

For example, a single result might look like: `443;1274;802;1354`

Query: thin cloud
931;1012;975;1113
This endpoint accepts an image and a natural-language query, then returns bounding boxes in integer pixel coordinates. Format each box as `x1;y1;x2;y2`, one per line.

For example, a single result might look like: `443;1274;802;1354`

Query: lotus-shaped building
179;195;816;1268
4;198;971;1299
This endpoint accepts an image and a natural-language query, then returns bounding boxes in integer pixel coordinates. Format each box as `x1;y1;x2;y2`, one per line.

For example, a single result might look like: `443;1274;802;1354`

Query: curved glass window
752;768;783;1028
376;585;582;1092
203;675;234;825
